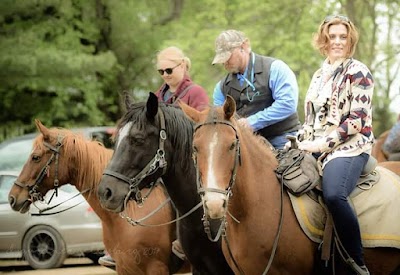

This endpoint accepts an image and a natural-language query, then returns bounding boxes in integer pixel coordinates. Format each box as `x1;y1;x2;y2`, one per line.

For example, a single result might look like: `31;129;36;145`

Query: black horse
97;93;233;275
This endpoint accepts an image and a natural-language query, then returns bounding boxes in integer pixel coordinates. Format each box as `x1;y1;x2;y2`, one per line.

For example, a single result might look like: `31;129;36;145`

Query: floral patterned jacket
303;58;375;167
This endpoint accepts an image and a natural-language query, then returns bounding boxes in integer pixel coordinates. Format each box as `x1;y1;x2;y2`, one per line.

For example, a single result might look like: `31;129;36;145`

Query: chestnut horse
181;96;400;275
8;120;187;275
372;131;400;176
372;130;389;162
378;161;400;177
97;93;233;275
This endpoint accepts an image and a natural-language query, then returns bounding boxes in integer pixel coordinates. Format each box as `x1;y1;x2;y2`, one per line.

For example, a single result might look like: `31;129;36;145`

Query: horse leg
144;260;169;275
168;253;186;273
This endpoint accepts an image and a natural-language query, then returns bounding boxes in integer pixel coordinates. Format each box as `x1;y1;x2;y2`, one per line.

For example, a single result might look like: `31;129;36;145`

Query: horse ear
223;95;236;119
146;92;158;120
123;91;133;111
35;119;50;139
179;100;202;123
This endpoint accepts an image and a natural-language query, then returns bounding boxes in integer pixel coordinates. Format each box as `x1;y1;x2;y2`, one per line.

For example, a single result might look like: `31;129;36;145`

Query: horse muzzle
8;195;32;214
203;193;227;219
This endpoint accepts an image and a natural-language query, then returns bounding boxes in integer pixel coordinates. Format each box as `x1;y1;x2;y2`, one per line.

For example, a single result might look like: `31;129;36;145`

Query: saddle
275;148;379;197
275;149;381;264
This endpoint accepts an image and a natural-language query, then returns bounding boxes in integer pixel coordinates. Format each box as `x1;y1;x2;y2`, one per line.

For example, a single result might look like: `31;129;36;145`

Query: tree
0;0;120;139
1;0;398;141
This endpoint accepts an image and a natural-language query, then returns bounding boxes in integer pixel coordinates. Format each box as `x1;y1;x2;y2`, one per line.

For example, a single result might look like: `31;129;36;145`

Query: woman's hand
298;140;322;153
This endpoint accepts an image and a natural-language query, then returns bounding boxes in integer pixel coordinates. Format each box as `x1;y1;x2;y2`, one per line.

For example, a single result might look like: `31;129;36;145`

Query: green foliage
0;0;120;140
0;0;399;143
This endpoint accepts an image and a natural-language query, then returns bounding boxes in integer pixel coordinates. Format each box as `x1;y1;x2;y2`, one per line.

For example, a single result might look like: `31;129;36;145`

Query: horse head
98;93;173;212
8;120;71;213
181;95;241;219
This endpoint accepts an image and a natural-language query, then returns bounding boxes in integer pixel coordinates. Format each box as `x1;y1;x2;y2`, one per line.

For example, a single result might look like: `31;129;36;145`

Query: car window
0;175;17;203
0;139;33;171
90;131;114;149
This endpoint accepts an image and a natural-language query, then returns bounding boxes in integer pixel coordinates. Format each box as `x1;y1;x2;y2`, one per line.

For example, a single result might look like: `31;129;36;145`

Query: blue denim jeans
267;131;298;150
322;153;369;266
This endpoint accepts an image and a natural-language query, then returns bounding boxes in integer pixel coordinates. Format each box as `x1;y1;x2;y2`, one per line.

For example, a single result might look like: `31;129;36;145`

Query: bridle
193;119;241;198
193;117;284;275
14;135;64;202
193;118;245;273
102;109;168;205
102;108;204;227
193;119;242;239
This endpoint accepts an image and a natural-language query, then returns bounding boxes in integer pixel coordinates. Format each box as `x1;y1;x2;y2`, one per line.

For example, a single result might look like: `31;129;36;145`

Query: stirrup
347;259;370;275
172;240;186;260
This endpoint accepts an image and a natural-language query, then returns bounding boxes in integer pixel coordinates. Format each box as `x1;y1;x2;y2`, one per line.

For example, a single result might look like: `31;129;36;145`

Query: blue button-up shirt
213;59;299;131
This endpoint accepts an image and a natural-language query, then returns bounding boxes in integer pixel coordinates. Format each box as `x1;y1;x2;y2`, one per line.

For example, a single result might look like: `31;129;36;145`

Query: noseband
102;109;168;204
14;135;64;201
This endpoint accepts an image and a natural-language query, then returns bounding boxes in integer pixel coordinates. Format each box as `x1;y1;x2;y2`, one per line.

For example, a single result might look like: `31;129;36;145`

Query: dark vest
220;53;300;138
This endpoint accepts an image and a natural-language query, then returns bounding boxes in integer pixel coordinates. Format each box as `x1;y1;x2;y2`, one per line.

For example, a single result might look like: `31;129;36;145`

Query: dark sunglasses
324;15;350;23
157;63;181;75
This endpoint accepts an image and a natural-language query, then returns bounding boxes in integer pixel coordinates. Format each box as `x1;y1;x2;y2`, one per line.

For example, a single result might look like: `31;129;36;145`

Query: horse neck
162;152;202;218
230;129;280;214
67;141;114;221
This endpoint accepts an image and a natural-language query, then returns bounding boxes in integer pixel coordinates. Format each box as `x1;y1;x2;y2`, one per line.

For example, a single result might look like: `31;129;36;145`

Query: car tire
22;225;67;269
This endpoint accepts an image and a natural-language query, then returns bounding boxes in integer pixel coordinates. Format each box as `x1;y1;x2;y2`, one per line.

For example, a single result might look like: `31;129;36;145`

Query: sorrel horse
180;96;400;275
97;93;234;275
372;130;389;162
8;120;187;275
372;131;400;176
378;161;400;176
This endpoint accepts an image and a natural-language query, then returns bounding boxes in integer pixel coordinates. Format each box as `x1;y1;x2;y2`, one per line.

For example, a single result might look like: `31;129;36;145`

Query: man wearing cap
212;29;300;149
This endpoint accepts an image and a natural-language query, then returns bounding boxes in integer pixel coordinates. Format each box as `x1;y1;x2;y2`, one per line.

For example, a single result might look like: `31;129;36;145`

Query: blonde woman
155;46;209;111
299;15;374;275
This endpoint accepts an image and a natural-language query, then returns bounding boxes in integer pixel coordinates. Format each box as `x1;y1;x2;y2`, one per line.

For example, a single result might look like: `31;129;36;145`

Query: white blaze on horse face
203;130;226;219
205;131;226;202
116;122;132;149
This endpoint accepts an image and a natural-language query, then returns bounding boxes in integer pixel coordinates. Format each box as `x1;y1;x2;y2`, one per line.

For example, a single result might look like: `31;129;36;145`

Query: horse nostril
104;188;112;200
9;196;16;207
222;200;227;209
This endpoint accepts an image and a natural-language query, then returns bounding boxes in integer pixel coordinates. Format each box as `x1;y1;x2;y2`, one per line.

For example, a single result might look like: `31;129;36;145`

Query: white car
0;171;105;269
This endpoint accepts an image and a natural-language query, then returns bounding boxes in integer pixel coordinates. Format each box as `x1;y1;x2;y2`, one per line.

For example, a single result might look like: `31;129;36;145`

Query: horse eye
31;155;41;162
230;142;236;150
130;136;145;145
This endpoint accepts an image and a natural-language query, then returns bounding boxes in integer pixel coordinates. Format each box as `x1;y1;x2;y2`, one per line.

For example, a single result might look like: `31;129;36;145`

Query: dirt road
0;258;191;275
0;258;116;275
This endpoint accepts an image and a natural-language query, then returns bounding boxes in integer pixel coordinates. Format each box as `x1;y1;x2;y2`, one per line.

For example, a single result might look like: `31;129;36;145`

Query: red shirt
155;75;209;111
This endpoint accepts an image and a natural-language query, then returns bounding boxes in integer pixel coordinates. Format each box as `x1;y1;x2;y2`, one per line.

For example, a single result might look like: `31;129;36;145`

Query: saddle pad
288;166;400;248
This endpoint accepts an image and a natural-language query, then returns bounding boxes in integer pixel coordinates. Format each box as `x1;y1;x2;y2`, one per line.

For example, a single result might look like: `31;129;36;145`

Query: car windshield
0;175;17;203
0;139;33;171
